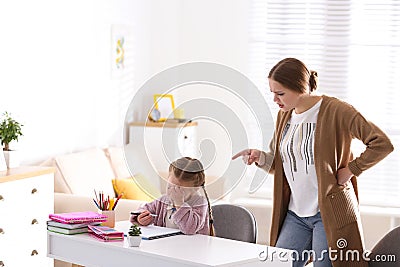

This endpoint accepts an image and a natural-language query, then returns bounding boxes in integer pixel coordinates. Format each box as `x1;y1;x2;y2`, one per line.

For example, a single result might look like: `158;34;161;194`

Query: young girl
130;157;214;236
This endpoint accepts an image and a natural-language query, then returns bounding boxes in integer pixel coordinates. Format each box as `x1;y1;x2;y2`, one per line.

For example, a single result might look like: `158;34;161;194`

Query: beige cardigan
258;95;393;267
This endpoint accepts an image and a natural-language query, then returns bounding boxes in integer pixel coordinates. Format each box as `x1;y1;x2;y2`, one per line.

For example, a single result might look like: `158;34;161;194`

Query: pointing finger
232;149;250;160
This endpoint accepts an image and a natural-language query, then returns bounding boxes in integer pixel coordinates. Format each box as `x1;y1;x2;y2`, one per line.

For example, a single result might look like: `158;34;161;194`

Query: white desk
47;221;292;267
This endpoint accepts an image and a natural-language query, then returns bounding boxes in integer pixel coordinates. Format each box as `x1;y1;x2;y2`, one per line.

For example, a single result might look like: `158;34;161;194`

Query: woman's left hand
337;166;353;186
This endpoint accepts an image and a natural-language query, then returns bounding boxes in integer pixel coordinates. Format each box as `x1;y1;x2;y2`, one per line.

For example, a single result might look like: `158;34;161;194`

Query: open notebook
115;221;182;240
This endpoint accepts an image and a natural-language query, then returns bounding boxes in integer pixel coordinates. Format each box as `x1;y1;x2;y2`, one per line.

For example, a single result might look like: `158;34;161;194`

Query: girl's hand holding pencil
132;210;156;226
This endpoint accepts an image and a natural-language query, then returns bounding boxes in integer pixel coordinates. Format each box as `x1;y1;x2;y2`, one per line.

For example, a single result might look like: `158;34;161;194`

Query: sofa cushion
55;148;115;197
105;146;132;179
40;158;72;194
112;178;154;201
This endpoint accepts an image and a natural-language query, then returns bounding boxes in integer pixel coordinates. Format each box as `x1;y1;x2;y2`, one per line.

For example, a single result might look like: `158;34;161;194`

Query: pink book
88;232;124;242
49;211;107;224
88;225;124;242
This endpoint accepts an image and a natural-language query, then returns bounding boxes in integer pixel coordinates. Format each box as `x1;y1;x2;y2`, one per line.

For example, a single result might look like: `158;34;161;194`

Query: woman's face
269;79;303;112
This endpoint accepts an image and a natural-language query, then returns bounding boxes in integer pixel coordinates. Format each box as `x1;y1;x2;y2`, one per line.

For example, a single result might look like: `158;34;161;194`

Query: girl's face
269;79;304;112
166;171;198;203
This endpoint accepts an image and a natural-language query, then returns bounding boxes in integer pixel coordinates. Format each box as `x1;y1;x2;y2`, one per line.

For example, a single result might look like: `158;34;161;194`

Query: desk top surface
48;221;292;266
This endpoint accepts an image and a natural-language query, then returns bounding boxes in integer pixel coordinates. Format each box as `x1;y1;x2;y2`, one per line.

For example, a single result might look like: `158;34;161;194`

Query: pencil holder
99;210;115;228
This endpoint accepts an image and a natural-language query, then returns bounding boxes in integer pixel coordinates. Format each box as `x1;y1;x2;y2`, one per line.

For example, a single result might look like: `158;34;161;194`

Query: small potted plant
0;112;23;168
127;224;142;247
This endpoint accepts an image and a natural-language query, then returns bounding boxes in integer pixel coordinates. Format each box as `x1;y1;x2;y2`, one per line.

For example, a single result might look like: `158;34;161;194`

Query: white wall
0;0;250;165
0;0;113;163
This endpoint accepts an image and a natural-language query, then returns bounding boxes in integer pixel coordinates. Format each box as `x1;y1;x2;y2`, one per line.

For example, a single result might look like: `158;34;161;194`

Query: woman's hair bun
309;70;318;92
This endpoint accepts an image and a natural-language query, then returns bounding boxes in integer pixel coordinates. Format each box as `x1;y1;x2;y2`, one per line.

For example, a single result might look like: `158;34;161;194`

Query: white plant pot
3;150;20;169
127;235;141;247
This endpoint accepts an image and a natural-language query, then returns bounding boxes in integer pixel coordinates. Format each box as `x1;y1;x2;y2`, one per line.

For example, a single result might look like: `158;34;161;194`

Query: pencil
94;189;99;204
112;194;123;210
93;199;100;210
130;211;157;217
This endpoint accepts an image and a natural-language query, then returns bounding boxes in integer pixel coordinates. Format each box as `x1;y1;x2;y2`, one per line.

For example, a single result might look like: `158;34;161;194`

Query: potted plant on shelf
127;224;142;247
0;112;23;168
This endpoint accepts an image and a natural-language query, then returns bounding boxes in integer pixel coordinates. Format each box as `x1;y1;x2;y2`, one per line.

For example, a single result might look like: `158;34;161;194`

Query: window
247;0;400;207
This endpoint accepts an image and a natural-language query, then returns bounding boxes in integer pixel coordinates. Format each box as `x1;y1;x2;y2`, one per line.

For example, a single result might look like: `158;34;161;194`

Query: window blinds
248;0;400;207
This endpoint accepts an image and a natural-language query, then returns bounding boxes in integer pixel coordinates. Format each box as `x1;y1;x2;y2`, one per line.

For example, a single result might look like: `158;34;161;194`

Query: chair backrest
369;226;400;267
212;204;257;243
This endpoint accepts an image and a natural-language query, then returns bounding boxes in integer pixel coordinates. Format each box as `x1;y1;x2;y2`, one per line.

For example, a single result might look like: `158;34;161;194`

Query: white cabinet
0;167;54;267
128;122;198;172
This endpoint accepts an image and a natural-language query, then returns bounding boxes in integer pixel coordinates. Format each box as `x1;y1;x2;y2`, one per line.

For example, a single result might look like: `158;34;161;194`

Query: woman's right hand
137;210;154;226
232;149;262;165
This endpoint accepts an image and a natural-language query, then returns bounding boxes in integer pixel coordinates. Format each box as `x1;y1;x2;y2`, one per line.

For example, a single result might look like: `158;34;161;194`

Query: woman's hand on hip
232;149;262;165
337;166;353;186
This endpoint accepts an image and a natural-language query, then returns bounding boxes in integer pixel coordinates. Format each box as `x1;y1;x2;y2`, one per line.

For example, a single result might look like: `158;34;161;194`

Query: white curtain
248;0;400;207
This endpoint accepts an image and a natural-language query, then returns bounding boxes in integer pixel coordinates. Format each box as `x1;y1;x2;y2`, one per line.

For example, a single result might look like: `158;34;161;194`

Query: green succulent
128;224;142;236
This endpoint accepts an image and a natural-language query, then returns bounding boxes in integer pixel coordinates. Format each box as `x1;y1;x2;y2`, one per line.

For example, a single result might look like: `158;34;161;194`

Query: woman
232;58;393;267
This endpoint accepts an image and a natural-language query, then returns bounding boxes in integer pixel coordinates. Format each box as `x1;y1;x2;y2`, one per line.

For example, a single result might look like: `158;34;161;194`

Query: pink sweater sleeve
171;196;208;235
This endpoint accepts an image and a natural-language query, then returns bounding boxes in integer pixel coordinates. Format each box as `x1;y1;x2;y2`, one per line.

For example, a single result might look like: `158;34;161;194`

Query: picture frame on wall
153;94;175;122
111;24;134;79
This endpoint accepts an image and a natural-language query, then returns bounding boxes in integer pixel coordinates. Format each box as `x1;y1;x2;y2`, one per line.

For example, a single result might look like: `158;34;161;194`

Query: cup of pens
93;190;122;228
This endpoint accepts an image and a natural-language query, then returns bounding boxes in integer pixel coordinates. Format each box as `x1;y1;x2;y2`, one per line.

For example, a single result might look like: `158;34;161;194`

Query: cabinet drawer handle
0;228;4;234
31;250;38;256
0;195;3;201
0;260;4;266
31;219;39;225
31;188;38;194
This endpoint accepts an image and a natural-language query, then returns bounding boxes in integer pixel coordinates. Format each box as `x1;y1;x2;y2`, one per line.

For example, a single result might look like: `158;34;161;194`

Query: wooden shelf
128;121;198;128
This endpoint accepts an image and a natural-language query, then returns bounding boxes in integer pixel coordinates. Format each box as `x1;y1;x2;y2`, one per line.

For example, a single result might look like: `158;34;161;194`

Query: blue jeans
275;210;332;267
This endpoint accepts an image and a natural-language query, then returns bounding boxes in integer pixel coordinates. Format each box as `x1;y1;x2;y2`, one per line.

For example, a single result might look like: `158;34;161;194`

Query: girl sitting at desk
130;157;214;236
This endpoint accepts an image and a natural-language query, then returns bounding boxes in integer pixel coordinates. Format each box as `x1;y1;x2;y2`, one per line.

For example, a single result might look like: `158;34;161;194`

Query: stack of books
87;225;124;242
47;220;101;235
47;211;108;235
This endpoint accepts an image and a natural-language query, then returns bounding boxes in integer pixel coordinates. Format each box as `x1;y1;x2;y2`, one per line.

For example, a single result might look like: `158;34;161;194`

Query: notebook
49;211;107;224
47;220;101;229
116;221;182;240
47;225;89;235
140;225;183;240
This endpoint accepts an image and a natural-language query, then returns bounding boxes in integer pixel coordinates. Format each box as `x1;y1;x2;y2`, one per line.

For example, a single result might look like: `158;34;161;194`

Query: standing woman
233;58;393;267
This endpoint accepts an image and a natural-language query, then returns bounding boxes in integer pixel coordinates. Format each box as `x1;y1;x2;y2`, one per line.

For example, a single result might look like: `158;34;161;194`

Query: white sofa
41;147;148;221
42;148;228;224
42;146;228;218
